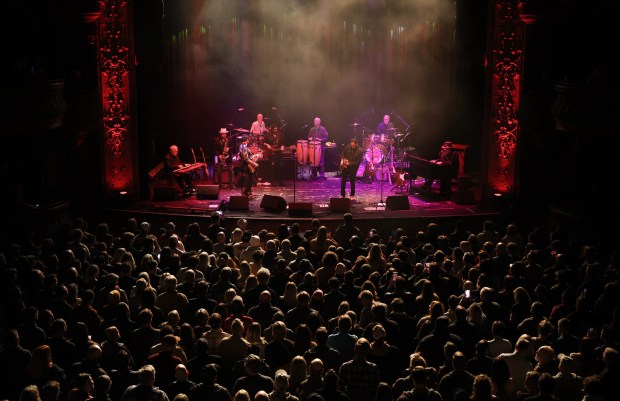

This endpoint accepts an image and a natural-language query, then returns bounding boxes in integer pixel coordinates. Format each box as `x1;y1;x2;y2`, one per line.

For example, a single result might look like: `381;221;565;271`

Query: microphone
272;107;277;110
238;107;245;111
301;124;308;129
371;107;375;113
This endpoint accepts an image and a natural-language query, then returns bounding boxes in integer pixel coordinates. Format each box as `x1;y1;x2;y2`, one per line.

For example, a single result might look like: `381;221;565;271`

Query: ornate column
483;0;524;200
99;0;139;201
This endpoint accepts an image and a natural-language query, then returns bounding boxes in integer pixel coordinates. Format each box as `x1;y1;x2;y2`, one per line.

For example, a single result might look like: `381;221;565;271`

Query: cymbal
386;128;398;131
234;128;250;132
350;123;361;126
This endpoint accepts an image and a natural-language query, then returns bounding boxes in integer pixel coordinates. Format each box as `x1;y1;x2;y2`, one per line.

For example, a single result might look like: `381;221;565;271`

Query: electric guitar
247;151;262;173
339;158;353;173
199;146;210;178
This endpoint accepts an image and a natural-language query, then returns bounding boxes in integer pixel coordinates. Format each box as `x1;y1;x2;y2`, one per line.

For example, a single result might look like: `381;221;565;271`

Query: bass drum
365;144;385;164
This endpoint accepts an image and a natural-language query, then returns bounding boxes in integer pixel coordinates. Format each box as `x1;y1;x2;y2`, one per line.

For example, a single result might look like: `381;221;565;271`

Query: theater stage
106;170;502;239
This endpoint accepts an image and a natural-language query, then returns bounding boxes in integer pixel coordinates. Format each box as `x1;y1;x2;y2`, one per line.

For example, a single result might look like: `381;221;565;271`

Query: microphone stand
297;125;310;181
293;154;297;203
376;158;386;208
352;106;374;144
391;109;413;146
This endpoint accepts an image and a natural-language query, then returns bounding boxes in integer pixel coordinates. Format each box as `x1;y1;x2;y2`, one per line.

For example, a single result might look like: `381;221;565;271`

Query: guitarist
214;128;235;189
339;138;364;201
239;135;259;198
263;125;286;187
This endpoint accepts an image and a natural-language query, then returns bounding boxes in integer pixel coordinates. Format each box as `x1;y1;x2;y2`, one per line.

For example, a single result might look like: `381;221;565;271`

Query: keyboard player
426;140;458;196
164;145;196;195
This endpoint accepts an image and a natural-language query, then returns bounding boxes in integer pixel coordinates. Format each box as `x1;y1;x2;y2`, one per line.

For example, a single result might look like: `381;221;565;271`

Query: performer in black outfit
239;135;259;198
214;128;235;189
263;125;285;187
340;138;365;201
428;140;459;196
164;145;195;194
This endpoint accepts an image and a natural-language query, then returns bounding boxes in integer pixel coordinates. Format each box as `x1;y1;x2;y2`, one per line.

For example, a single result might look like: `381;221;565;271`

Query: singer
250;113;267;137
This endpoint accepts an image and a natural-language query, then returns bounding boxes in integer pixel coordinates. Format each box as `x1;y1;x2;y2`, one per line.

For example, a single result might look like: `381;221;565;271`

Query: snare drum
296;140;308;164
308;140;322;167
365;144;385;164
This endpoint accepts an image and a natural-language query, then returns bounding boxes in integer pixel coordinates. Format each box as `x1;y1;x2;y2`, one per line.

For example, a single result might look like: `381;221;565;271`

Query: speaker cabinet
329;197;350;212
196;185;220;200
288;202;313;217
453;175;476;204
153;186;178;201
228;195;249;210
386;195;410;210
260;195;287;212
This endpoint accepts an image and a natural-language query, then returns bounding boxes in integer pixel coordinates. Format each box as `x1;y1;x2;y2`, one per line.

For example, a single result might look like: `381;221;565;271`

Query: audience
0;215;618;401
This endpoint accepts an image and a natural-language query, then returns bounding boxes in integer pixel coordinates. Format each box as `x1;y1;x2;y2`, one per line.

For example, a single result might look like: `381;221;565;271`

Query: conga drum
296;140;308;164
308;140;322;167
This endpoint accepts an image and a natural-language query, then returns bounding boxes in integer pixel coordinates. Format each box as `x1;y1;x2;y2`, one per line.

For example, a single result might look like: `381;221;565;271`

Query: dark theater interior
1;1;619;401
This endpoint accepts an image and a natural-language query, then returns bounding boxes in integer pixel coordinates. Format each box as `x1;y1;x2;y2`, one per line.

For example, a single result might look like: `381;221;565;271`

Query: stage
106;170;502;239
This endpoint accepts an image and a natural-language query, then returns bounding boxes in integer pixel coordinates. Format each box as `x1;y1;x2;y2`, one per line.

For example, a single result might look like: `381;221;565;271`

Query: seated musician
376;114;395;136
427;140;459;195
164;145;196;194
263;125;285;187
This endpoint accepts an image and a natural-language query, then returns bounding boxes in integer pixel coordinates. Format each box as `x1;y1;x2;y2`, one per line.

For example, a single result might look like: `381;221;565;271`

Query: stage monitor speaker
196;185;220;200
329;197;350;213
153;186;178;201
288;202;313;217
386;195;410;210
228;195;249;210
260;194;287;212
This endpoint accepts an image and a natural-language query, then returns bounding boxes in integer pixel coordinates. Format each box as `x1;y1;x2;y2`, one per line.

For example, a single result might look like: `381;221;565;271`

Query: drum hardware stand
373;159;387;209
390;109;413;146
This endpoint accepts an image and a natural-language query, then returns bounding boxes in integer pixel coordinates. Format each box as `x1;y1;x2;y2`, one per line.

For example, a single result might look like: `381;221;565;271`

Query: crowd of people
1;213;619;401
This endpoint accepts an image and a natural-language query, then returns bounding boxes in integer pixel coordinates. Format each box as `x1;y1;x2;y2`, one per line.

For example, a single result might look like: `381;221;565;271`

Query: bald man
164;144;195;194
308;117;329;179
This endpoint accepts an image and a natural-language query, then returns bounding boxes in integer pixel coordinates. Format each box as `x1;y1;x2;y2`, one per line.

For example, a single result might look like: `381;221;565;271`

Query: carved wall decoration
99;0;136;195
487;0;523;194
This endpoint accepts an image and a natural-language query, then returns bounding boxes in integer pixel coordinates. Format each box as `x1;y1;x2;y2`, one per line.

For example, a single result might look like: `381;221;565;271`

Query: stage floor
116;172;501;237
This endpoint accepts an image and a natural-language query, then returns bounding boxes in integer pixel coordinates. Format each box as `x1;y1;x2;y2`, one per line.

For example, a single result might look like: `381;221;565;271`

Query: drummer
307;116;329;179
376;114;395;139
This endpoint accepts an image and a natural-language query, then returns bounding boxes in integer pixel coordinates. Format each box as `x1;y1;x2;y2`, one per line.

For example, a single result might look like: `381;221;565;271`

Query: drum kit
364;128;400;164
